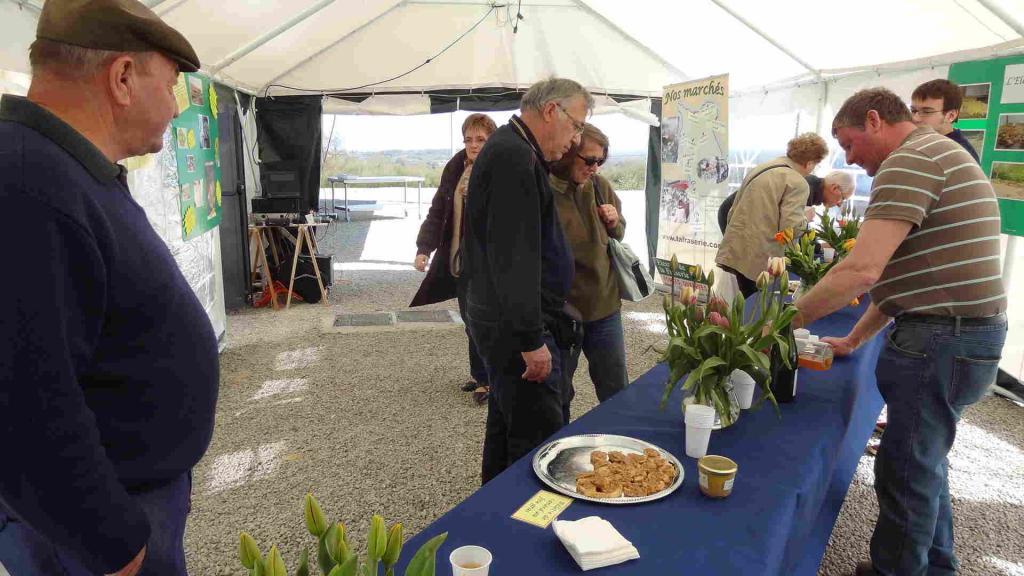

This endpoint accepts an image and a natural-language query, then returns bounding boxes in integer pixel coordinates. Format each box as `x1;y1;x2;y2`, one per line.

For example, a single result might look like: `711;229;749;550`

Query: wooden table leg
266;228;281;267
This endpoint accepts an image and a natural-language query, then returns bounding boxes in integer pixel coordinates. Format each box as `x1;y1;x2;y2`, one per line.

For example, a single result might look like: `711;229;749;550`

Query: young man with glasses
910;79;980;163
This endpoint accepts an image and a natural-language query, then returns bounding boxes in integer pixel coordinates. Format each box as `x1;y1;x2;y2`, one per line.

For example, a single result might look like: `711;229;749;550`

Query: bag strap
726;163;791;227
592;175;603;207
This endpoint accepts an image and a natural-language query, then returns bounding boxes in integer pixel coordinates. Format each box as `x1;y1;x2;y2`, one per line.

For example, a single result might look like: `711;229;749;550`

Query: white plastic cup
730;369;757;410
823;246;836;262
685;404;716;458
450;545;493;576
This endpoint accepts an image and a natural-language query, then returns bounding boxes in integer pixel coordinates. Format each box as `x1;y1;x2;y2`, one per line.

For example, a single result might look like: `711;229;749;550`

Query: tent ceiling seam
707;0;821;79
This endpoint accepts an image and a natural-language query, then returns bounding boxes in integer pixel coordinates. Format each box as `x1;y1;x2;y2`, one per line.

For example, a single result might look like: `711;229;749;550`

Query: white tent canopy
2;0;1024;105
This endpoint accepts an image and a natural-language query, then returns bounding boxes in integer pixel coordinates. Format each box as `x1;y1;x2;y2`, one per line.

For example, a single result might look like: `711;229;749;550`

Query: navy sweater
0;96;219;573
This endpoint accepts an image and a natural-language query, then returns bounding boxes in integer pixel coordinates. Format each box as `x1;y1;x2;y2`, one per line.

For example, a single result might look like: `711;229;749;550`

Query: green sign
949;55;1024;236
170;73;222;241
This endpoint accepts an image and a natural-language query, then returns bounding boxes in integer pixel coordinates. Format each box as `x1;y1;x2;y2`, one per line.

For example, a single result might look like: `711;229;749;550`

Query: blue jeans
870;314;1006;576
0;472;192;575
565;310;628;402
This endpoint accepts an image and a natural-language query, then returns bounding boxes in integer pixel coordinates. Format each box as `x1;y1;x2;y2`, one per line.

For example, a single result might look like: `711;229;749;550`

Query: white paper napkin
552;516;640;571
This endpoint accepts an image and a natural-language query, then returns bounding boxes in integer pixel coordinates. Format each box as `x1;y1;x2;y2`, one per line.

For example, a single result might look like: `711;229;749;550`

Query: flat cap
37;0;200;72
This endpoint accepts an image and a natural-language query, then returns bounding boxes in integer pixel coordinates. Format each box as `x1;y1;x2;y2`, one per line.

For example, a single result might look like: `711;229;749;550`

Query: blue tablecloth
398;301;884;575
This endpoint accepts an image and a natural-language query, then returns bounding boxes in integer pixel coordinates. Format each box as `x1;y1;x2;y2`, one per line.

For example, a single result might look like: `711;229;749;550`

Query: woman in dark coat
410;113;497;403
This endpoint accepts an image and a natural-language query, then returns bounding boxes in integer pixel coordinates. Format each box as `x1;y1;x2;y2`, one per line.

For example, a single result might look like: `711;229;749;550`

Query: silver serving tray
532;434;684;504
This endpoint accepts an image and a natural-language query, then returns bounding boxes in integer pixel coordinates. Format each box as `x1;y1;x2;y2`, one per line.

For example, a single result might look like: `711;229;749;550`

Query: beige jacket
715;157;809;281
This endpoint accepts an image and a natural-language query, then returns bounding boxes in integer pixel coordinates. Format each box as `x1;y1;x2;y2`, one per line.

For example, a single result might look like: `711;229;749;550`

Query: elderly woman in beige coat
716;133;829;298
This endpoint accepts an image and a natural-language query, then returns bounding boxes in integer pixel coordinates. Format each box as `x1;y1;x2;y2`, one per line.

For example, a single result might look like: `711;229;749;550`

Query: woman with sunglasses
410;113;497;404
549;123;628;403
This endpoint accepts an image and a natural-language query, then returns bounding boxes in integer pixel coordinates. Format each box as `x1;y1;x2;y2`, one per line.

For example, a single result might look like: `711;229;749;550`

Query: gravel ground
189;197;1024;575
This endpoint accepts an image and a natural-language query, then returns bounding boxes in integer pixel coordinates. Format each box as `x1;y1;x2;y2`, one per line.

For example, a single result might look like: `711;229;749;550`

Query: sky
322;110;650;156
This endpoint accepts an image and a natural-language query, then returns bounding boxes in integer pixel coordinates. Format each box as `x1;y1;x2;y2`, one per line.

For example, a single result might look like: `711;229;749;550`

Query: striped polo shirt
865;127;1006;318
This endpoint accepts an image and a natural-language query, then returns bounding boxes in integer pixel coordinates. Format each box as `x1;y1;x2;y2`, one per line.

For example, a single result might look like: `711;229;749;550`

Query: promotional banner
655;75;729;297
171;72;223;241
949;55;1024;236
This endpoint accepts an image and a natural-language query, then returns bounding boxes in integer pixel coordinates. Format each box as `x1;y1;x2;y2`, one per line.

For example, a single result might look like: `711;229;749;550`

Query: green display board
949;55;1024;236
170;73;222;241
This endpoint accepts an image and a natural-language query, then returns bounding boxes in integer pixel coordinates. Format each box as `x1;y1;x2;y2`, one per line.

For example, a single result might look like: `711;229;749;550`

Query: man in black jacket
462;78;594;483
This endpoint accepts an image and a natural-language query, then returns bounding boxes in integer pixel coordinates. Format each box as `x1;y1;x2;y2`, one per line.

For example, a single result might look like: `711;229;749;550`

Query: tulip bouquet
238;493;447;576
658;256;799;426
815;209;859;259
775;227;839;291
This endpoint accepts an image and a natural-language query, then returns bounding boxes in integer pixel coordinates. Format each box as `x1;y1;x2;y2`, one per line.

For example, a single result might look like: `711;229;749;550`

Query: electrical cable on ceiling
264;3;501;97
513;0;523;33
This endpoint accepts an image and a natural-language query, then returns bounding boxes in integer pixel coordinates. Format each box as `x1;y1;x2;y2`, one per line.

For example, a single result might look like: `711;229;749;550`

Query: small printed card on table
511;490;573;528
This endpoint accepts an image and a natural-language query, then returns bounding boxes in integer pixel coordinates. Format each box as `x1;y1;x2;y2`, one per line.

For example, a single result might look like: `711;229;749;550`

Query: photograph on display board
661;179;700;224
205;162;217;218
958;83;990;119
198;114;211;149
995;113;1024;150
194;178;205;207
176;127;187;149
186;154;196;173
961;129;985;162
661;115;680;163
990;162;1024;201
179;182;191;204
188;75;204;106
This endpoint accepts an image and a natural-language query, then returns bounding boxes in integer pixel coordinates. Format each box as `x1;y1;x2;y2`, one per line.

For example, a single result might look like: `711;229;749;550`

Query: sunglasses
577;153;606;167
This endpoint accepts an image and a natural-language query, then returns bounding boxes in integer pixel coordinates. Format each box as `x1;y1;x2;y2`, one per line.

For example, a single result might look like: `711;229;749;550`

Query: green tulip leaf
403;532;448;576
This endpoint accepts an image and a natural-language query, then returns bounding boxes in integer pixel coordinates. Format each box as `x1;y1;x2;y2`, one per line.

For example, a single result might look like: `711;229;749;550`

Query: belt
896;313;1006;327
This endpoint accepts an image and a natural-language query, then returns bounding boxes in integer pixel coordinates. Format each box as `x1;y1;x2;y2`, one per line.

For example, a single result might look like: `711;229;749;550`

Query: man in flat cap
0;2;216;575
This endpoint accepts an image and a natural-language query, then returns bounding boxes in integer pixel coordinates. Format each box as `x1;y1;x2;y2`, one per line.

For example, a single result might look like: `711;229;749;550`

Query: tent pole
260;0;406;95
976;0;1024;37
154;0;189;17
570;0;688;81
707;0;820;79
6;0;40;15
209;0;338;75
815;80;830;137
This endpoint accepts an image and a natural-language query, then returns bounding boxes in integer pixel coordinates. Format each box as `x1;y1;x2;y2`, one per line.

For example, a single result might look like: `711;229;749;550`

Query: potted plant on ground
657;257;799;428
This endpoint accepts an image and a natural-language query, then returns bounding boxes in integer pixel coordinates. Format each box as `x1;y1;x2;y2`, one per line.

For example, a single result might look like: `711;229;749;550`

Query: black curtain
645;99;662;275
254;95;322;212
214;83;251;311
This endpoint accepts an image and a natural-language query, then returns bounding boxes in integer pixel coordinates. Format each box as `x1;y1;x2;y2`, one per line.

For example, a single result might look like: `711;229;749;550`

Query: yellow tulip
843;238;857;251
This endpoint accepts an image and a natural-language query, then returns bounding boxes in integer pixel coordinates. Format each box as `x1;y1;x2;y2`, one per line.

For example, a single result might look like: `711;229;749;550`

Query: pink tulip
708;311;731;329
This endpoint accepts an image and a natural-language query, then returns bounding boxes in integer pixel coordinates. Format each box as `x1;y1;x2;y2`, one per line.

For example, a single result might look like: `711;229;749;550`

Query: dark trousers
456;286;488;385
735;272;758;299
467;308;574;483
0;472;192;576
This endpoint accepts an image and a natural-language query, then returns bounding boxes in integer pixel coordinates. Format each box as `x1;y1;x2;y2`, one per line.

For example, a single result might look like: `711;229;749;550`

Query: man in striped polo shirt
792;88;1007;576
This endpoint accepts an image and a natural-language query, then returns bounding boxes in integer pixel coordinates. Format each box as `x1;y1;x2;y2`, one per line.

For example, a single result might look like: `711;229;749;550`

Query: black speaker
263;167;300;198
252;196;301;214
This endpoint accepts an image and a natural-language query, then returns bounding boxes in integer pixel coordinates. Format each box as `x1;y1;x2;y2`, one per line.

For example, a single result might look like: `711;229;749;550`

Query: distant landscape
322;149;648;190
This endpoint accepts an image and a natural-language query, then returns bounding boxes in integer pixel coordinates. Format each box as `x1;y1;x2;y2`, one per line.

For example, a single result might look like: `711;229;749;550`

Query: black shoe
461;380;479;392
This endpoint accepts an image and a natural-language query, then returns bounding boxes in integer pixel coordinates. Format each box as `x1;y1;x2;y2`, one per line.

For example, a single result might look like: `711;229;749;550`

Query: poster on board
949;55;1024;236
170;73;222;241
654;75;729;296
